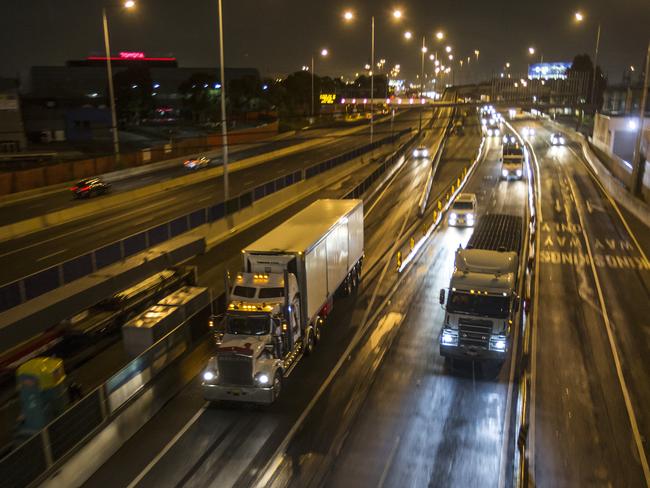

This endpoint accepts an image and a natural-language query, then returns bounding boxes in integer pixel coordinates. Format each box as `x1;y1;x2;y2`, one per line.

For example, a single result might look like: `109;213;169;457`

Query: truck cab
439;248;519;361
448;193;477;227
500;142;524;181
201;272;303;404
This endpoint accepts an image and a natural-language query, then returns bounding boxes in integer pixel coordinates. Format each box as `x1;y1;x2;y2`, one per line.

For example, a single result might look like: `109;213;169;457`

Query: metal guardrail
0;129;410;313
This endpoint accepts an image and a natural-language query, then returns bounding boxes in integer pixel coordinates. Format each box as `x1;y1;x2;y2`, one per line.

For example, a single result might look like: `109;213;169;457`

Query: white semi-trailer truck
201;199;364;404
439;213;522;362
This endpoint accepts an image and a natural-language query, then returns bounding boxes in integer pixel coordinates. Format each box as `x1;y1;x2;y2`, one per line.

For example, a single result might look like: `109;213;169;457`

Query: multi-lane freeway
4;104;649;488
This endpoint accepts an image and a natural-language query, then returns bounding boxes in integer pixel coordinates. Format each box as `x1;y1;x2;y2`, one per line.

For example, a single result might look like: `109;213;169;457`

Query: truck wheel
305;330;315;356
314;321;322;343
272;372;282;402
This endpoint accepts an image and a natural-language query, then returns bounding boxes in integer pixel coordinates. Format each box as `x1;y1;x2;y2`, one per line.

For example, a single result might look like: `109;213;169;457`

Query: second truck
438;213;523;362
201;199;364;404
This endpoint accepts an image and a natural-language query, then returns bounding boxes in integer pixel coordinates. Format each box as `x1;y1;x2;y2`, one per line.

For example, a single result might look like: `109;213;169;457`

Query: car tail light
70;186;78;191
80;186;90;191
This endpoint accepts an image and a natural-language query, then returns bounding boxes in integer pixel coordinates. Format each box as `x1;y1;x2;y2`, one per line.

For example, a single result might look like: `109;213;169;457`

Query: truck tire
314;320;322;343
304;329;315;356
272;372;283;402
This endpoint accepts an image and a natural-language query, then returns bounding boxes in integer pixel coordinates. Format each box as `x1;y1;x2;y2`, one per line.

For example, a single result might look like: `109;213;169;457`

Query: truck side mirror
439;289;446;305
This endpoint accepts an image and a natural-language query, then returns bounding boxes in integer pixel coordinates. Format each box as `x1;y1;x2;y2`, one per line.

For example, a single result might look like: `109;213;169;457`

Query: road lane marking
36;249;67;262
377;435;401;488
567;145;649;264
565;171;650;485
126;403;207;488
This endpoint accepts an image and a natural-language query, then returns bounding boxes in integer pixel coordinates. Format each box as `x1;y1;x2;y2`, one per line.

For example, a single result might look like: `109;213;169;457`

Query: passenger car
70;177;110;198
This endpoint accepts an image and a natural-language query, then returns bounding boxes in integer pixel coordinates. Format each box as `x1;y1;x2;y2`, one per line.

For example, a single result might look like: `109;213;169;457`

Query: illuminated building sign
86;51;176;62
528;62;571;80
119;51;145;59
320;93;336;104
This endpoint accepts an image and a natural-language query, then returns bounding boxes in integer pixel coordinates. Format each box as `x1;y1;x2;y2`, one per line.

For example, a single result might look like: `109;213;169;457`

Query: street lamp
343;7;403;143
528;46;535;55
101;1;135;163
574;11;601;108
217;0;230;202
311;48;329;118
404;30;413;40
435;31;444;40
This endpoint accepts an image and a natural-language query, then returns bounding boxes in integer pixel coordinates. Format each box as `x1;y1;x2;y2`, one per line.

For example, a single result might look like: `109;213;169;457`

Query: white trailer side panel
326;221;349;296
305;239;328;321
347;203;364;269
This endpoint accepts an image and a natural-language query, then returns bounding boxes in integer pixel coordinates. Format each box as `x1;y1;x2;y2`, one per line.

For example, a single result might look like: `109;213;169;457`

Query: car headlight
502;169;509;178
449;212;457;220
255;372;270;386
481;118;487;125
202;370;216;382
413;150;420;157
560;137;565;144
516;169;522;177
494;129;500;136
490;336;507;352
487;129;493;136
441;329;458;346
466;213;474;221
422;149;429;156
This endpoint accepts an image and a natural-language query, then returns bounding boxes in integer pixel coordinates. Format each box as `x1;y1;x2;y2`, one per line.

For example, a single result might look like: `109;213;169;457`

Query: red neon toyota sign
119;51;145;59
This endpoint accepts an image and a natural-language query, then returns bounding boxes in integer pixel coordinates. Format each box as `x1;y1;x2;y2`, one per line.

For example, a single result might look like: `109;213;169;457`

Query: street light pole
102;8;120;163
419;36;426;132
217;0;229;203
311;55;315;119
370;15;375;144
590;22;601;108
632;41;649;197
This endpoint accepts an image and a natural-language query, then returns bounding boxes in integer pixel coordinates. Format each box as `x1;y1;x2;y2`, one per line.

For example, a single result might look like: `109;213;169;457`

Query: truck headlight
466;213;474;223
502;169;509;178
494;129;500;136
203;370;216;382
560;137;565;144
487;129;493;136
441;329;458;346
255;372;270;386
516;169;522;177
489;336;507;352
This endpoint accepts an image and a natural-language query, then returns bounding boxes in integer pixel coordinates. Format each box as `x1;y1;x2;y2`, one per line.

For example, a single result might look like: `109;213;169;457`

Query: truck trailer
201;199;364;404
439;213;522;362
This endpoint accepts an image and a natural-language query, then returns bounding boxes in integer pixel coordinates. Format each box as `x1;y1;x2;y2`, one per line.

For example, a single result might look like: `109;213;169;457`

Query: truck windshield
226;314;270;335
447;291;510;318
258;287;284;298
452;201;474;210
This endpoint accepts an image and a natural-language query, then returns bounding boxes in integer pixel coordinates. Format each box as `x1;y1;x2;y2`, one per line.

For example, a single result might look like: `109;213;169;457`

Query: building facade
0;78;27;152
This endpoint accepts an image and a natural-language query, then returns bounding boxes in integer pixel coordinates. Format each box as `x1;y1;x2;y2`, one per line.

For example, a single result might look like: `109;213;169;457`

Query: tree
178;72;221;123
113;65;154;125
568;54;607;108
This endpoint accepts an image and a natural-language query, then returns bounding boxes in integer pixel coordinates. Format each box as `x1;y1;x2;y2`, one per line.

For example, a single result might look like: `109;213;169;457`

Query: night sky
1;0;648;84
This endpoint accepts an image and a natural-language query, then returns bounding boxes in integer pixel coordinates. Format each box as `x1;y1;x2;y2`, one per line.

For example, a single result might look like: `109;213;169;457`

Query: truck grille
217;354;253;386
458;319;493;349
